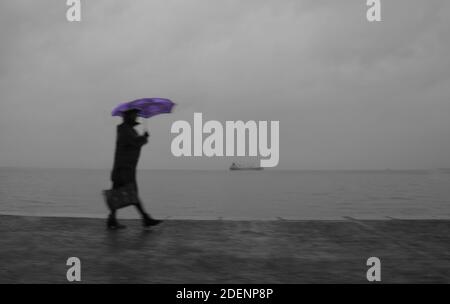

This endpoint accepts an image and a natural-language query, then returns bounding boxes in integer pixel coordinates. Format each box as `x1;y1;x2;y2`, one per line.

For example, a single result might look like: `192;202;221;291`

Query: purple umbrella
112;98;175;119
112;98;175;131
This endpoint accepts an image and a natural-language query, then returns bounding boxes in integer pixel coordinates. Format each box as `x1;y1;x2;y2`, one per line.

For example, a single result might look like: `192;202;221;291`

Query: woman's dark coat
111;122;148;188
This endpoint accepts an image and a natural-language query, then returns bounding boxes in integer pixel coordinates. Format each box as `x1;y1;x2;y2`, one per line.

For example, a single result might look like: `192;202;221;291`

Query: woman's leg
120;170;161;227
110;180;123;219
132;182;149;217
107;178;126;229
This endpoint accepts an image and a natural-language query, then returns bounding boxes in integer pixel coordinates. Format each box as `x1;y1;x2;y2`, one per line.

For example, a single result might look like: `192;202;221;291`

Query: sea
0;167;449;220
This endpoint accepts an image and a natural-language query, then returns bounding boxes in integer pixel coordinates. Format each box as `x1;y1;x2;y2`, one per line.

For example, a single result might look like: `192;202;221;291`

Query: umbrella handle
143;118;148;133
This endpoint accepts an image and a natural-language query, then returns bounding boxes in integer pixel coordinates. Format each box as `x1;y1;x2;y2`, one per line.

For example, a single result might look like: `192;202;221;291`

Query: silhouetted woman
108;109;162;229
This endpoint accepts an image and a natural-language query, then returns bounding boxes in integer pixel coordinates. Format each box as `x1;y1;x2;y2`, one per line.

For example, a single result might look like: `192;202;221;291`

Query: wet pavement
0;215;449;283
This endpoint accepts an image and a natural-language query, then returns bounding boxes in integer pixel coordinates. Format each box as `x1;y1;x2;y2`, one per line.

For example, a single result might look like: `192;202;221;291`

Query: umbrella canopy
111;98;175;119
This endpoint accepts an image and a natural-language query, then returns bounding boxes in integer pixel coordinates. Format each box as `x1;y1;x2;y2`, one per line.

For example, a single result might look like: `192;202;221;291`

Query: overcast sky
1;0;449;170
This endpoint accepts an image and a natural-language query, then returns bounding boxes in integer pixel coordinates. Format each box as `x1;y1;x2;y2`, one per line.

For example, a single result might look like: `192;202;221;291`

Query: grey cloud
1;0;450;169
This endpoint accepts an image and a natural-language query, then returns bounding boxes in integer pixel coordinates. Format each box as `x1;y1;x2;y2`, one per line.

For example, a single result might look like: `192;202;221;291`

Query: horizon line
0;165;447;172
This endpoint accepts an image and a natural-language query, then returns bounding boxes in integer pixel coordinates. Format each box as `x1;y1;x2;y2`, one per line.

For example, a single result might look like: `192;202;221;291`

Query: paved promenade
0;215;448;283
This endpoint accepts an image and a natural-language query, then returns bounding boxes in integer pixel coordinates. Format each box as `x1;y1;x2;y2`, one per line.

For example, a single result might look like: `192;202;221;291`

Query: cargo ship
229;162;263;171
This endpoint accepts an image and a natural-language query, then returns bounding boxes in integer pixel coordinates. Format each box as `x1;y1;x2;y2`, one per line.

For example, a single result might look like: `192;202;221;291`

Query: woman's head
123;109;140;123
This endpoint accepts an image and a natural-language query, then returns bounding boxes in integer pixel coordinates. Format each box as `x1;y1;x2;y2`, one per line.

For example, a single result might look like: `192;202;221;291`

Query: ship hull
229;167;263;171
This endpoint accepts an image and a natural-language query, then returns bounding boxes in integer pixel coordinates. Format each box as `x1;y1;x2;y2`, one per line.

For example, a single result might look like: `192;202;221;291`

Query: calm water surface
0;168;449;220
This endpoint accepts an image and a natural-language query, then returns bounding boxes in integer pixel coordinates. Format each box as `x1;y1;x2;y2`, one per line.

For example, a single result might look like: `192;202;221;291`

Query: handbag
102;184;140;211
